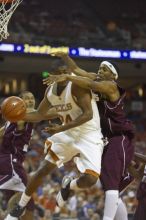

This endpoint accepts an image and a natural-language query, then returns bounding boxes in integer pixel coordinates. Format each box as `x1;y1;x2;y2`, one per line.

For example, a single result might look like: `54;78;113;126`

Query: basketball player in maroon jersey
0;91;47;219
0;91;36;220
43;52;135;220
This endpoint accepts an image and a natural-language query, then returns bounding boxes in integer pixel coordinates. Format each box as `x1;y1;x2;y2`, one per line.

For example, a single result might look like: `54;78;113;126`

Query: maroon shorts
100;135;134;191
0;154;28;188
0;154;34;211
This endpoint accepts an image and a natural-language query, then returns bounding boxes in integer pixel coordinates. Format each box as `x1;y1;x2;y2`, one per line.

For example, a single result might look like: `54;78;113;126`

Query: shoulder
102;80;119;93
103;80;118;88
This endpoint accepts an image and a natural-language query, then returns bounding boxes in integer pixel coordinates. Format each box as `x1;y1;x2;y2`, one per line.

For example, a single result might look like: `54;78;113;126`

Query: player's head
51;59;71;75
97;61;119;81
55;65;70;75
19;91;35;112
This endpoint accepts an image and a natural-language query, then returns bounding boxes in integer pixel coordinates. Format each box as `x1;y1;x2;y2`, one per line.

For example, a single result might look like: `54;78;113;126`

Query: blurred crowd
0;89;146;219
3;0;146;49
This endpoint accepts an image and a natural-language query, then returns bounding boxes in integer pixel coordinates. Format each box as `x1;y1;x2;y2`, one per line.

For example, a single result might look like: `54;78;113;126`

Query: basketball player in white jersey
5;66;104;220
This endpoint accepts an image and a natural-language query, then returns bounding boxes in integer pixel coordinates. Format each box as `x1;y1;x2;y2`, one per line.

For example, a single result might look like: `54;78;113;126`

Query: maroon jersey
97;86;134;138
0;122;33;163
99;84;135;191
0;122;35;212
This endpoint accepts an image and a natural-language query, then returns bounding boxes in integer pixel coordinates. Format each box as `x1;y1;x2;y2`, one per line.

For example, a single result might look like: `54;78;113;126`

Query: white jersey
47;82;102;138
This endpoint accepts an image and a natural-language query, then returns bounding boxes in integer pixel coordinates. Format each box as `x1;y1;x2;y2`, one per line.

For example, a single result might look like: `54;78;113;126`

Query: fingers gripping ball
1;96;26;122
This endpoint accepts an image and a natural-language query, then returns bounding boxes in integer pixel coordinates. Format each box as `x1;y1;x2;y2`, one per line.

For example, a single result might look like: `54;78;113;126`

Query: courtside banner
0;43;146;60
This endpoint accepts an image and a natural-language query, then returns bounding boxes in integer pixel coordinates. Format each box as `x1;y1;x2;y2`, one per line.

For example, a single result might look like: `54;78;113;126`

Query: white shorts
45;129;104;176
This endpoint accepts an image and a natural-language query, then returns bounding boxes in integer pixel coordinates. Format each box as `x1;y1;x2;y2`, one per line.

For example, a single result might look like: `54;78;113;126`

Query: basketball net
0;0;23;41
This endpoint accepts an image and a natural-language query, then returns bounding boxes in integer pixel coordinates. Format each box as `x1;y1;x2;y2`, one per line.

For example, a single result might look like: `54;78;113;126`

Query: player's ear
112;73;116;80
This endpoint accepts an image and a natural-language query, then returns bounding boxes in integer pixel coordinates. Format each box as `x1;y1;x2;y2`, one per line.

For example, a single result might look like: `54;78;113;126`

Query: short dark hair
50;60;67;73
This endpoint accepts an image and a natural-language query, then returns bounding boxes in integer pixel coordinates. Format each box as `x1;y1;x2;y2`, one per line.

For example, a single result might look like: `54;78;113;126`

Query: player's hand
43;74;58;86
43;126;61;135
50;51;68;57
43;74;68;86
43;122;61;135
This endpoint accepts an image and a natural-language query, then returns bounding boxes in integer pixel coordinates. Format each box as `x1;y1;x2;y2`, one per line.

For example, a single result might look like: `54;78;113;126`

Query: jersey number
60;114;72;124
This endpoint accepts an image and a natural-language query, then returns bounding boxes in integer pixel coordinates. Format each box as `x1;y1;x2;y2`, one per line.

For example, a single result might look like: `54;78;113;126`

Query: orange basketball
1;96;26;122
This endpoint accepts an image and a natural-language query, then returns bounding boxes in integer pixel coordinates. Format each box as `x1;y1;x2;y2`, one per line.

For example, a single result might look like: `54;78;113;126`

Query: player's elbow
71;67;78;74
85;81;94;90
40;112;50;121
83;111;93;122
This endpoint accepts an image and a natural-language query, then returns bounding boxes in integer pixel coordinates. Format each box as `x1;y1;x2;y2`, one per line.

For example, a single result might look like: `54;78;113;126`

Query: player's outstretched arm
67;75;118;100
44;73;114;95
50;52;96;80
43;74;119;102
23;101;57;123
23;89;58;123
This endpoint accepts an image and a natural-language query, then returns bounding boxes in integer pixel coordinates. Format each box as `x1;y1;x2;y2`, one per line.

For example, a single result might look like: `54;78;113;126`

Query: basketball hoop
0;0;23;41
